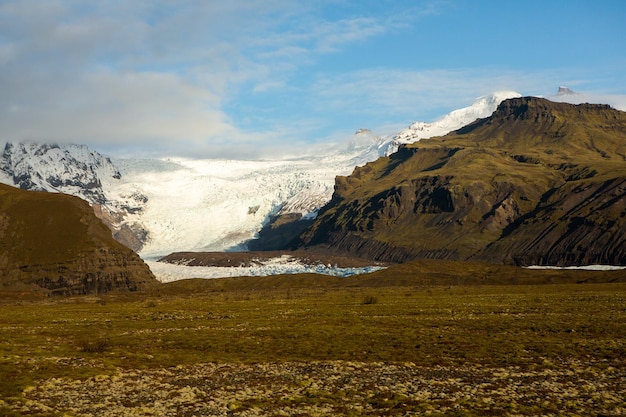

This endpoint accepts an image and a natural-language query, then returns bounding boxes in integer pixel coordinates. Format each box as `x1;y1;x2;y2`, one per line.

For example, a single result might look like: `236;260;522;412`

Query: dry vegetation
0;266;625;416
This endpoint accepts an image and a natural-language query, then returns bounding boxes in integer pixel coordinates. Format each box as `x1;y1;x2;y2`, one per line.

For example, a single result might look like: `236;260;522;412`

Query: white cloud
1;1;623;160
310;17;388;52
548;90;626;112
0;69;227;141
1;1;414;158
0;1;303;157
309;67;626;123
311;68;542;120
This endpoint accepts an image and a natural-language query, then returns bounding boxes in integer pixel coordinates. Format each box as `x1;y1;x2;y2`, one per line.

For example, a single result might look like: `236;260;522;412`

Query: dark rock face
295;97;626;266
484;178;626;266
246;213;315;251
0;184;158;295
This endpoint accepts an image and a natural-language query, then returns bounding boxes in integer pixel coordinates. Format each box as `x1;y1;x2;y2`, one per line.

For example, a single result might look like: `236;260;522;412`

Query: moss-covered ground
0;273;624;416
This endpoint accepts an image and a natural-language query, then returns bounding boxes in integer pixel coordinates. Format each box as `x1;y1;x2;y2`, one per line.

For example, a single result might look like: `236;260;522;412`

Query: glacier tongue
119;91;521;258
111;155;360;259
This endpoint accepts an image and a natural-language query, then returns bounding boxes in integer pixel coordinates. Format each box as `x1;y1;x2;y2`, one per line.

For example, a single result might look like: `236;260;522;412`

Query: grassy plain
0;265;625;415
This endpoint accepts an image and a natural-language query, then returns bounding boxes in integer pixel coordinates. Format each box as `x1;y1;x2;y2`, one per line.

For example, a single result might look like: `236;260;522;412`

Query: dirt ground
15;359;626;416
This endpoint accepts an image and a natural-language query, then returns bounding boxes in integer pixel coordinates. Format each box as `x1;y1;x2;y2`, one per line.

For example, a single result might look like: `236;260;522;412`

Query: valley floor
1;279;625;416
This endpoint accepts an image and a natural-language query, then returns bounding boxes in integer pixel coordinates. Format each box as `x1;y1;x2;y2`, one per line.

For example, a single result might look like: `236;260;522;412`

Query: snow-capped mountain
0;142;121;203
555;86;577;96
117;90;524;258
379;91;522;155
0;91;520;259
0;141;149;250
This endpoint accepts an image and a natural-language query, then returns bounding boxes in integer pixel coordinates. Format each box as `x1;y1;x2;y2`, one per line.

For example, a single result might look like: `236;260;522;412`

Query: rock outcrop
294;97;626;266
0;184;158;295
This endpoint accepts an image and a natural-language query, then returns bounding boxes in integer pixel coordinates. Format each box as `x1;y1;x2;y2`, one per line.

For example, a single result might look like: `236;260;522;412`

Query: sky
0;0;625;159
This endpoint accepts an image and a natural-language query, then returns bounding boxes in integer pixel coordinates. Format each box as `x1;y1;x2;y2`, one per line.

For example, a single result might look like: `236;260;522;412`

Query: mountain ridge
2;91;603;262
0;92;521;258
293;97;626;266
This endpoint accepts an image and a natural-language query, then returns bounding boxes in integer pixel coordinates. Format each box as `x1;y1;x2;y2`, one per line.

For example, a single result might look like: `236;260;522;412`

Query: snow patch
525;265;626;271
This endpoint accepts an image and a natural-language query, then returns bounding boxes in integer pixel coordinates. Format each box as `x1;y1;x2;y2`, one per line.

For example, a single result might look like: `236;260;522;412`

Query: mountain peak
0;141;149;251
490;96;554;119
481;90;524;105
556;86;577;96
0;141;122;200
454;96;623;151
491;95;615;120
382;91;521;155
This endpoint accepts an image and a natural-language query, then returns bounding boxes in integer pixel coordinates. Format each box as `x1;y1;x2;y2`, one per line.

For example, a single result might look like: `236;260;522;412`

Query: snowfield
525;265;626;271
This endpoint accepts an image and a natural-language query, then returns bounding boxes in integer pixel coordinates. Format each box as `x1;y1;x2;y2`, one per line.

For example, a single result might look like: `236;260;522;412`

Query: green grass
1;278;625;415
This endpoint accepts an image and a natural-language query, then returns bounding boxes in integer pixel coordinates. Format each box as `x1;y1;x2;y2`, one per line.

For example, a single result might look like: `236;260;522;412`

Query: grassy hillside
0;184;157;295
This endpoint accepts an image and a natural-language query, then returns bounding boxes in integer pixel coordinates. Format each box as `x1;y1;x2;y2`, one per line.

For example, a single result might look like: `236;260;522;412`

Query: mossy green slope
296;97;626;266
0;184;157;295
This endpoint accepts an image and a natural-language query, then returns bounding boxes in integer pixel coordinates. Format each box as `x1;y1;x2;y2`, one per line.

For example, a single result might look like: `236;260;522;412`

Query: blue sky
0;0;625;159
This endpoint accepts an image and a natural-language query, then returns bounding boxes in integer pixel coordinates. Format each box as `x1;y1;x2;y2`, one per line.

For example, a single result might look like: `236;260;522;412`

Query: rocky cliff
0;183;158;296
295;97;626;266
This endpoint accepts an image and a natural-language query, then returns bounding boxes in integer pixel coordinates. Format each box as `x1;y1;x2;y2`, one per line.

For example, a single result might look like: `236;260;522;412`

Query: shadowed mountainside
293;97;626;266
0;184;158;296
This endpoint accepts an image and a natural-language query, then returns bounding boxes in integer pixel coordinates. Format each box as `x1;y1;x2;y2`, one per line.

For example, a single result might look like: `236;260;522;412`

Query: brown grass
0;265;624;415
